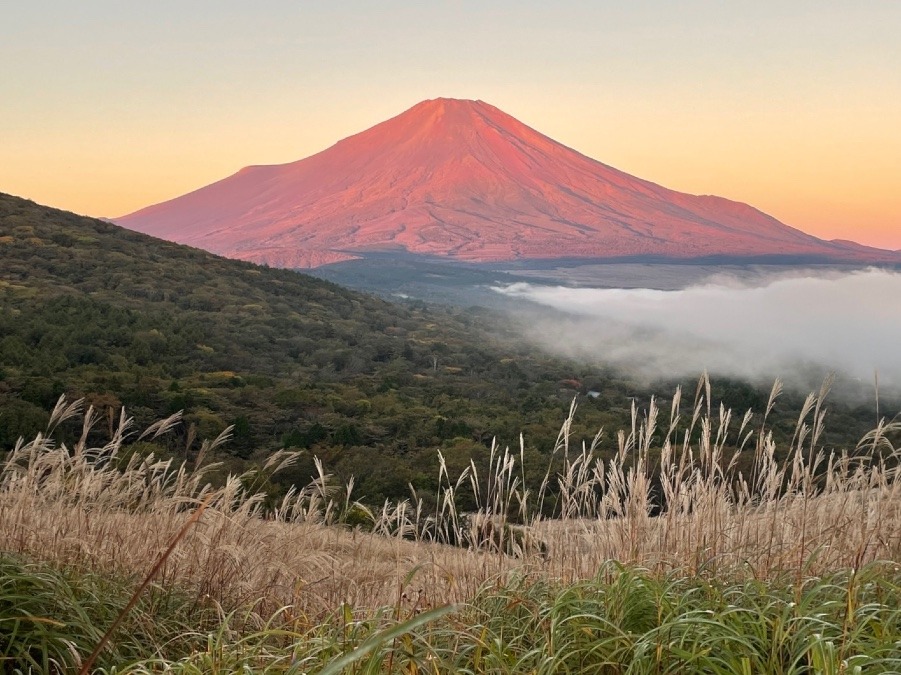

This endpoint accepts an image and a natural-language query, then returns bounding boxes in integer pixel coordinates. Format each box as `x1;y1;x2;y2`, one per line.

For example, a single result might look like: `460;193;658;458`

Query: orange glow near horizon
2;3;898;249
6;96;898;251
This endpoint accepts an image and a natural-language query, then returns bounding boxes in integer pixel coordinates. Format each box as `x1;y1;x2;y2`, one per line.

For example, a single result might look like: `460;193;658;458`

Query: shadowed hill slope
0;192;644;502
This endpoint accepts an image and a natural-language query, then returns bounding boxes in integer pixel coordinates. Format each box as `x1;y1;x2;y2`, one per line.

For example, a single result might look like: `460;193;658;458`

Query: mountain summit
117;98;898;267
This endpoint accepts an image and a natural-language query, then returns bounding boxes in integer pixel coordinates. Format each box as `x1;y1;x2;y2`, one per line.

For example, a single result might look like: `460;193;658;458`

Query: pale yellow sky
2;2;899;249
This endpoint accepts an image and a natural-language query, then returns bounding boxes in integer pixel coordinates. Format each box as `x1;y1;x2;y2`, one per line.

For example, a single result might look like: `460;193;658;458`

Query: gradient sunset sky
3;1;899;249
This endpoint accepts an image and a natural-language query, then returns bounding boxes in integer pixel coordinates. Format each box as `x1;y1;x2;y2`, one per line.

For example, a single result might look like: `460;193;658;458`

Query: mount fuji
117;98;900;268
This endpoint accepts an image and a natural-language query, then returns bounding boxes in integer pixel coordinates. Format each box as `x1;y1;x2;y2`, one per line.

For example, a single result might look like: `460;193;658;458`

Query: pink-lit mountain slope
117;98;900;268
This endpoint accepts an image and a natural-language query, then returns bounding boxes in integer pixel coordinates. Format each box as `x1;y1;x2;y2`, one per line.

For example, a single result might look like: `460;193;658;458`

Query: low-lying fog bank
495;267;901;398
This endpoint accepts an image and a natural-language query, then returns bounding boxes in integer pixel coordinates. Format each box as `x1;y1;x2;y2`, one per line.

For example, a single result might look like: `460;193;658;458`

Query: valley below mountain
3;192;894;507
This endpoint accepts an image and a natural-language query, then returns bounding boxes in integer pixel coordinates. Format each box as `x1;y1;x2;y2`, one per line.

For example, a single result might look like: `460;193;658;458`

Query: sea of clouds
495;267;901;395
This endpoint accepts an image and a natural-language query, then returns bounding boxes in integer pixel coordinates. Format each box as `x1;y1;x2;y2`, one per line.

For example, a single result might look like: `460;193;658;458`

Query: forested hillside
0;193;878;504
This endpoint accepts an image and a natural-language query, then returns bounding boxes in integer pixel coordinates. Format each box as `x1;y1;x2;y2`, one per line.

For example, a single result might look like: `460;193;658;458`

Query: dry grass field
2;376;901;671
3;376;900;610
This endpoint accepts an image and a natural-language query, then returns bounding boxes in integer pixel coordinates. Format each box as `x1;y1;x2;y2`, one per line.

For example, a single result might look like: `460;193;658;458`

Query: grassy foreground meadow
2;376;901;672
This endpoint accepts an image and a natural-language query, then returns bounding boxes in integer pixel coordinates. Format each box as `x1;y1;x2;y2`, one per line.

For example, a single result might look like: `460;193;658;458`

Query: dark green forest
0;193;883;506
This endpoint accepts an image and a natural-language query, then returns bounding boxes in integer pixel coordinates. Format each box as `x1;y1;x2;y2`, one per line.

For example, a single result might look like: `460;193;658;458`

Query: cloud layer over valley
496;268;901;395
